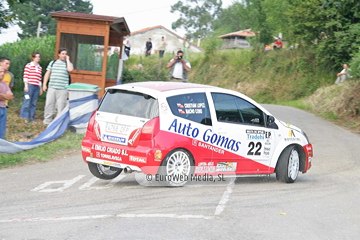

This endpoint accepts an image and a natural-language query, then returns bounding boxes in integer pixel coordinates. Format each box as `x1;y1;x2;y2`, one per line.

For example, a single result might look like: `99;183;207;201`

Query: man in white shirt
166;50;191;82
335;63;351;84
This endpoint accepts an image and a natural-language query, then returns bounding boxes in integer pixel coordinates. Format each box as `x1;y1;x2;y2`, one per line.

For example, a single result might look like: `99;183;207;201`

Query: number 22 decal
247;142;262;155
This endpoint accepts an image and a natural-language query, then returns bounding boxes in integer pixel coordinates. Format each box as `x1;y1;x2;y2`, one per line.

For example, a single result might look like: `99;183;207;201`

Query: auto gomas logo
168;119;241;152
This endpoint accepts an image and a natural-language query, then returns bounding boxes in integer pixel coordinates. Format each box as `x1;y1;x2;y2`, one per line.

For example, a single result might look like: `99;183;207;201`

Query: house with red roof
128;25;203;55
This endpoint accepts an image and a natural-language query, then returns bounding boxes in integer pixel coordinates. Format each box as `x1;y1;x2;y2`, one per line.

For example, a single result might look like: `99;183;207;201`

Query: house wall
221;37;252;49
128;27;203;56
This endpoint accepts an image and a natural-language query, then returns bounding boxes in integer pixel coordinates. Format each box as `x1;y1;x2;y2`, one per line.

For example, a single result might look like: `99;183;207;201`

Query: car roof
106;81;220;92
105;81;272;116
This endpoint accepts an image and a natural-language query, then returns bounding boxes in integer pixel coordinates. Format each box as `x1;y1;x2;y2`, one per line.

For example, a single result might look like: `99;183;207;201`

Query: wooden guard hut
218;29;256;49
51;11;130;97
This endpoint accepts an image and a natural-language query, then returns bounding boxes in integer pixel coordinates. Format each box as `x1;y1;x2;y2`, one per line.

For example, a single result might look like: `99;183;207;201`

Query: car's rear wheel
88;162;122;180
160;149;194;187
276;146;300;183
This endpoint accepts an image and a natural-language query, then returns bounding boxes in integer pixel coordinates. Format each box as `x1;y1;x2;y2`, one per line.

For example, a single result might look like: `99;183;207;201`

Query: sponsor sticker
128;129;141;146
103;161;122;168
195;162;216;174
246;129;272;139
129;155;147;163
161;102;168;112
154;150;162;161
102;134;126;144
168;119;241;152
284;130;300;141
216;162;237;172
82;146;91;153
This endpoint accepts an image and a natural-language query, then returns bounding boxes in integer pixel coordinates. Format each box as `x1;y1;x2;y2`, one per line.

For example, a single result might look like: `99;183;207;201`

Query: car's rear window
99;89;159;119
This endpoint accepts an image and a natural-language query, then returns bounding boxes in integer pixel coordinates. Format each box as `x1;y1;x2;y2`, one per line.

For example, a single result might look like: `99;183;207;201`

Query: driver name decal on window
176;102;205;114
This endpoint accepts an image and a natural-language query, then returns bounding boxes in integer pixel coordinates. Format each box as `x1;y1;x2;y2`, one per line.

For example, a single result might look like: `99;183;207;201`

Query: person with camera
166;50;191;82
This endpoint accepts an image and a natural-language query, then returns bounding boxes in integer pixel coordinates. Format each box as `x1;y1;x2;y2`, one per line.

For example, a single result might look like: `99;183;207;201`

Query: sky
0;0;236;45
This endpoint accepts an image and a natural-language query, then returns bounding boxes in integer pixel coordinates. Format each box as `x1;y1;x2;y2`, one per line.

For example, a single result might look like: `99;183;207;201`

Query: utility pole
36;21;42;38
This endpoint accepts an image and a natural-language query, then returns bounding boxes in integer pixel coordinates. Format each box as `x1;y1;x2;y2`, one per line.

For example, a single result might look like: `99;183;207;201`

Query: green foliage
349;50;360;78
214;2;247;33
123;55;169;83
285;0;360;68
320;111;338;121
76;43;102;72
0;36;56;92
171;0;223;40
12;0;92;39
202;34;222;60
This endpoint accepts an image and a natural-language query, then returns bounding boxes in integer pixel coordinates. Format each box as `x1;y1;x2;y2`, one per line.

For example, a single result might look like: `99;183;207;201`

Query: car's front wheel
276;146;300;183
159;149;194;187
88;162;122;180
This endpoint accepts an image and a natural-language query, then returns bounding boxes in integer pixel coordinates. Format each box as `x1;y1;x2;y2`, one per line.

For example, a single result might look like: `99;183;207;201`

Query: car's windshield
98;89;159;119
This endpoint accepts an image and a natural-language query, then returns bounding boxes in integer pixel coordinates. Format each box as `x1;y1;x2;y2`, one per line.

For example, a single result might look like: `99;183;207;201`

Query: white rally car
81;81;313;186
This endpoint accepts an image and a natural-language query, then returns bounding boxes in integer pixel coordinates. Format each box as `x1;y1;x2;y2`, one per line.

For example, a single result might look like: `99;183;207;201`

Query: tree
171;0;223;40
214;0;274;45
285;0;360;67
12;0;92;39
0;0;27;33
213;2;248;34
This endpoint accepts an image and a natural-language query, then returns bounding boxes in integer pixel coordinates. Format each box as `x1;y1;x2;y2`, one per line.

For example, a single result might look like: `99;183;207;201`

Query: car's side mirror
267;115;275;125
266;115;278;129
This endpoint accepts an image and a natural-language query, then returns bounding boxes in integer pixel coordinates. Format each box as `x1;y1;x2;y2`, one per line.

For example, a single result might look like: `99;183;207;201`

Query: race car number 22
247;141;262;155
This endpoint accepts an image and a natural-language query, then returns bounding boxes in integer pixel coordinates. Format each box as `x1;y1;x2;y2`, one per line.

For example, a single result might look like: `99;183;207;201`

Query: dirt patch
5;106;47;142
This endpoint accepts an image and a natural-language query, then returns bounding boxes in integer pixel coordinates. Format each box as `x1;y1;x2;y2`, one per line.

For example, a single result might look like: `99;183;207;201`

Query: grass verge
1;90;84;169
0;131;84;168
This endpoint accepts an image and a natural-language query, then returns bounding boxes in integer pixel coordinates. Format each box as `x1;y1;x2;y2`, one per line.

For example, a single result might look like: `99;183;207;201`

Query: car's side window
212;93;265;126
211;93;244;123
167;93;212;126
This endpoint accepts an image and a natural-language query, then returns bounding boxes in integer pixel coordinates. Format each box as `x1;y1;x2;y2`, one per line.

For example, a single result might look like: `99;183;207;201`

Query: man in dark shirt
145;38;152;57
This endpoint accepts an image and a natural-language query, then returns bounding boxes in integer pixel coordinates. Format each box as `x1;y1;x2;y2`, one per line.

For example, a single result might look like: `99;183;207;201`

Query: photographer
166;50;191;82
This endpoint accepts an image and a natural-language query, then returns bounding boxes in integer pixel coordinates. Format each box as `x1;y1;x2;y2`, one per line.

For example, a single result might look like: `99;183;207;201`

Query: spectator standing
182;36;190;57
335;63;351;84
0;66;14;139
145;38;152;57
166;50;191;83
158;36;167;58
124;39;131;58
0;57;14;107
20;52;43;123
42;48;74;125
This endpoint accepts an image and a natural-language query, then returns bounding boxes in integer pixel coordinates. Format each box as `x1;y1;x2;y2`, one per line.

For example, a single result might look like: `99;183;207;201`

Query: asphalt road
1;105;359;240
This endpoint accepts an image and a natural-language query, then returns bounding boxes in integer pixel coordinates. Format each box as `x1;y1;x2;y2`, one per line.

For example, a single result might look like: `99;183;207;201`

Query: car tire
276;146;300;183
88;162;122;180
159;149;194;187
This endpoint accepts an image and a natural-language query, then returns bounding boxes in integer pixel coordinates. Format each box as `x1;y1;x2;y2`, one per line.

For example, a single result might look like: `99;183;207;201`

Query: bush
0;36;56;93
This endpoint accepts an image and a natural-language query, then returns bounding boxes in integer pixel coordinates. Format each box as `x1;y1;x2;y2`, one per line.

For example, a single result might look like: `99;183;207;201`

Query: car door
163;92;214;167
209;92;275;173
